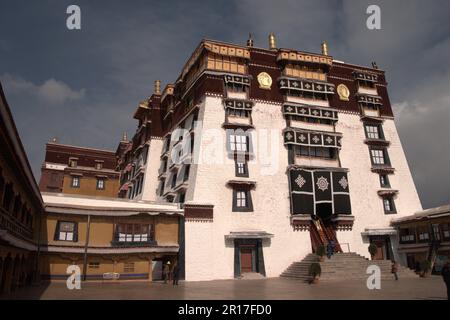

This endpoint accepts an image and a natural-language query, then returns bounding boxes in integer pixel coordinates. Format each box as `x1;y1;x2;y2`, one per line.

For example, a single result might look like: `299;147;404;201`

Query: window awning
225;231;274;240
278;77;335;95
377;189;399;197
224;74;251;87
283;103;338;121
283;128;342;149
357;94;383;106
353;71;378;82
361;228;397;236
223;99;253;111
226;180;256;189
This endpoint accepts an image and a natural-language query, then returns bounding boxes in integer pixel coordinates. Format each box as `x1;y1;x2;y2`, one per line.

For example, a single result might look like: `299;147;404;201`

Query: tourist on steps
327;241;335;259
391;260;399;280
441;262;450;300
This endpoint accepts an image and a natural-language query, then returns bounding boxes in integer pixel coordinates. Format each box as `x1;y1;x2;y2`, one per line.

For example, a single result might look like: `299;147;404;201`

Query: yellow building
40;193;183;281
0;83;44;295
392;205;450;273
39;142;120;198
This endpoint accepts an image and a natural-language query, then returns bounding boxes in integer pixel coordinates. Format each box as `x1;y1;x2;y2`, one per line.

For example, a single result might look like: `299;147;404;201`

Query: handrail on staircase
338;242;351;253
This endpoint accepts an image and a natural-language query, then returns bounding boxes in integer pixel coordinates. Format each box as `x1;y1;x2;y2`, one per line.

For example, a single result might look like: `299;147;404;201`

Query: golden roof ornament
268;33;277;50
154;80;161;95
321;41;328;56
51;137;58;143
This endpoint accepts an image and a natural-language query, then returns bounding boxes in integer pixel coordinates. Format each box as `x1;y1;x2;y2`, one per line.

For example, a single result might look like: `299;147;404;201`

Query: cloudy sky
1;0;449;209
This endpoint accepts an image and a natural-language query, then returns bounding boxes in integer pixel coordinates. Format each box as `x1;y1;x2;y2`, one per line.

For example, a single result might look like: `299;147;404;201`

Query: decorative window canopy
353;71;378;82
223;99;254;111
288;167;352;216
357;93;383;106
225;231;274;240
284;128;342;149
377;189;399;197
283;103;338;121
278;77;335;95
224;74;251;87
277;50;333;65
226;180;256;189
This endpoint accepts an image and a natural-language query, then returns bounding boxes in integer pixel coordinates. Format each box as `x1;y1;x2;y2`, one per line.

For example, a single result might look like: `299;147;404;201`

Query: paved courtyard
2;276;447;300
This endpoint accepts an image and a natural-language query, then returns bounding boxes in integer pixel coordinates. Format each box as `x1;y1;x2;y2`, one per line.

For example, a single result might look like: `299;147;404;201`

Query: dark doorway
234;239;266;278
316;203;332;224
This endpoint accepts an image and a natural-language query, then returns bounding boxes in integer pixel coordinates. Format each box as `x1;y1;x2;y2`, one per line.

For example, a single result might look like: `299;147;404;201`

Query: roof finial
321;41;328;56
268;33;277;50
247;33;254;47
372;61;379;69
154;80;161;95
51;137;58;143
122;131;128;142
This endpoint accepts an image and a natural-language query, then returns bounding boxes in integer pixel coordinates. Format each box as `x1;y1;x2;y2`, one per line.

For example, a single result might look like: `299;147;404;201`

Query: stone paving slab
1;276;447;300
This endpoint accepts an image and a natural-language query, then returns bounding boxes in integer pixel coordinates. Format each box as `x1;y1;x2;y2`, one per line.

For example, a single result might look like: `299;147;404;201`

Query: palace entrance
369;236;392;260
310;204;341;253
226;231;273;279
240;246;255;273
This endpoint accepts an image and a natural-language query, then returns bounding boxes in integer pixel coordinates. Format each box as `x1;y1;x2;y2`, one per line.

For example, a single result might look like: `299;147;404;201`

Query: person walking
326;241;334;259
391;260;399;281
441;262;450;300
172;263;180;286
163;261;171;284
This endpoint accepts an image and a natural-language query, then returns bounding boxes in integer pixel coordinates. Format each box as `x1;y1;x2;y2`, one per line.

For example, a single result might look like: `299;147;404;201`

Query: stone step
281;252;418;281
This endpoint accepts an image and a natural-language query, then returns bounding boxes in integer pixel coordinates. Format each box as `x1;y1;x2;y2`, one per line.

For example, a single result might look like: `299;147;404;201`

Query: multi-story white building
117;35;422;281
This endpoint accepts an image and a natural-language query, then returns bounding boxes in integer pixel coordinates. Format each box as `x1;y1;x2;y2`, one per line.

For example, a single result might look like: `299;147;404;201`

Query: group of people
162;261;180;286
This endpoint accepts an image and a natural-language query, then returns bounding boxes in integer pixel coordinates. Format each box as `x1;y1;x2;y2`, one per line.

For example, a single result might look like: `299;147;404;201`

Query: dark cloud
0;0;449;208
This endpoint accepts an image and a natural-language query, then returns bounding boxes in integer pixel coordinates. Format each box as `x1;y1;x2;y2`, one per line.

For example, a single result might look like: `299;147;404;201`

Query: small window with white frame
370;148;389;165
232;188;253;212
383;197;396;214
96;178;105;190
56;221;77;241
365;124;383;140
229;133;248;152
71;176;80;188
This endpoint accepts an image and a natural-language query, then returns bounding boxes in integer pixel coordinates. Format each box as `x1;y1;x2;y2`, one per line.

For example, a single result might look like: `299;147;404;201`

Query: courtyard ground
1;276;447;300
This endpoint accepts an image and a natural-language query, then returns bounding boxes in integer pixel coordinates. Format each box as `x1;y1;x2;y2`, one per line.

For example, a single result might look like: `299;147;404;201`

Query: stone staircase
280;252;418;282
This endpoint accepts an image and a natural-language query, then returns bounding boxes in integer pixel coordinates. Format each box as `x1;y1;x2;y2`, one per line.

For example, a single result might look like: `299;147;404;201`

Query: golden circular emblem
257;72;272;90
337;84;350;101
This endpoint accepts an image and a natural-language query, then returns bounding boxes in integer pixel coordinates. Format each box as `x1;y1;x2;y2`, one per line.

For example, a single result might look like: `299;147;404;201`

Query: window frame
232;188;253;212
114;223;155;244
55;221;78;242
234;157;249;177
383;196;397;214
71;176;80;188
370;148;390;166
379;174;390;188
96;178;105;190
364;124;384;140
226;130;253;156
